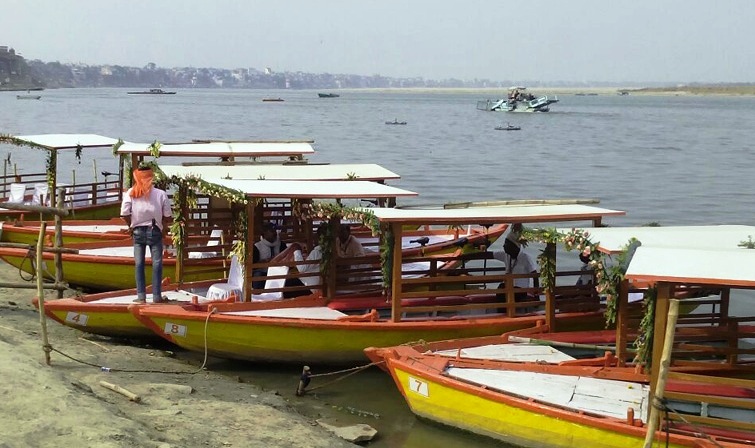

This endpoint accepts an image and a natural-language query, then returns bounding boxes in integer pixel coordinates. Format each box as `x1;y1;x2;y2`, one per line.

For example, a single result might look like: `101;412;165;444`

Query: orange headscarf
130;167;154;198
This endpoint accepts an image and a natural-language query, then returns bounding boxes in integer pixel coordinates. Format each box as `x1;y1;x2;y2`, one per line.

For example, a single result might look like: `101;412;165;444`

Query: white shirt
120;187;171;230
493;250;537;288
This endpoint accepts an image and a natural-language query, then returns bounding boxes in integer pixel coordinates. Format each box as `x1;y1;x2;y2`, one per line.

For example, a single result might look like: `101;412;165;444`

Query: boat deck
447;366;649;422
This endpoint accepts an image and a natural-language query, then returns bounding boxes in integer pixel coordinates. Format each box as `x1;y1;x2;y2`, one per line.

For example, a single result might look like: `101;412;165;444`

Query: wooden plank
666;413;755;432
668;371;755;389
665;391;755;410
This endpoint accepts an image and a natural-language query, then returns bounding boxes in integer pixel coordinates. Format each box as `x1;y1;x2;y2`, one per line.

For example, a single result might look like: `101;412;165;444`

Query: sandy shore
0;263;355;448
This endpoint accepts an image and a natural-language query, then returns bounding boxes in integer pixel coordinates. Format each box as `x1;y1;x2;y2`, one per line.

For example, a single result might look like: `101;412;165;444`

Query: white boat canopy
159;163;400;182
361;204;625;225
208;178;417;199
559;225;755;254
117;141;315;157
625;246;755;288
11;134;122;150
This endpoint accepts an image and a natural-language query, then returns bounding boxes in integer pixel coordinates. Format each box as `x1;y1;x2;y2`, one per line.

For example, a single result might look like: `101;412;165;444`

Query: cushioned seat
206;255;244;301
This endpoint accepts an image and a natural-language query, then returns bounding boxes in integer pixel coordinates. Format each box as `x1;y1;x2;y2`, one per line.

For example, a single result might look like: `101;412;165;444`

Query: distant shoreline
5;85;754;97
339;86;755;96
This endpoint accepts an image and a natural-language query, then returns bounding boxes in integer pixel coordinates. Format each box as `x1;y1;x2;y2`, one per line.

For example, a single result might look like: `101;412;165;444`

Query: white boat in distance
478;87;558;113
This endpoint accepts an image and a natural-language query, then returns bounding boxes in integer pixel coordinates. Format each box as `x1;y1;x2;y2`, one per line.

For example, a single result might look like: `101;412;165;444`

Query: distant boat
318;93;340;98
477;86;558;113
385;119;407;125
262;98;284;102
494;123;521;131
16;94;41;100
127;88;176;95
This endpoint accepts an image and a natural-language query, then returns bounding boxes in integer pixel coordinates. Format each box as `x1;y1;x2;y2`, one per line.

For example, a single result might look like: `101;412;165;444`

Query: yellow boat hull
0;251;221;291
387;362;689;448
135;305;602;364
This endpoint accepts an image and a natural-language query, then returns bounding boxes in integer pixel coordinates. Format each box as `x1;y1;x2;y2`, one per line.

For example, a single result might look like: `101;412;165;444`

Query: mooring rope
652;396;725;448
47;308;218;375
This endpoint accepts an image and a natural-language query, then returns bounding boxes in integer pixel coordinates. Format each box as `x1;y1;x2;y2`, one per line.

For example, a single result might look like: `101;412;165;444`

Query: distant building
264;67;273;75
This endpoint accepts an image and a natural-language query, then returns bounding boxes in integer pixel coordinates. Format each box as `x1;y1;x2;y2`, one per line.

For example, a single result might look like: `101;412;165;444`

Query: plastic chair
189;228;224;259
8;183;27;203
32;183;50;206
251;265;289;302
206;255;244;301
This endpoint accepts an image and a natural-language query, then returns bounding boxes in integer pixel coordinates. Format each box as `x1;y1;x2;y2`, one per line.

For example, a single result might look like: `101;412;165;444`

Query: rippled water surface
2;88;754;447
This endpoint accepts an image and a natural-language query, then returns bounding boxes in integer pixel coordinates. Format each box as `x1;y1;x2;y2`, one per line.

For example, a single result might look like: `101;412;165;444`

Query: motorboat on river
478;87;558;113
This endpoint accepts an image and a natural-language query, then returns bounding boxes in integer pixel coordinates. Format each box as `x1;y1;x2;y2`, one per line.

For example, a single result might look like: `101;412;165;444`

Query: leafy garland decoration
0;134;58;186
167;174;248;261
520;227;636;327
303;202;383;285
633;286;656;367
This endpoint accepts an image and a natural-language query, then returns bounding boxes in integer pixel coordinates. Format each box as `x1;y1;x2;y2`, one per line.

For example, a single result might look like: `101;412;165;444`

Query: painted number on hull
408;376;429;397
164;322;187;337
65;312;89;326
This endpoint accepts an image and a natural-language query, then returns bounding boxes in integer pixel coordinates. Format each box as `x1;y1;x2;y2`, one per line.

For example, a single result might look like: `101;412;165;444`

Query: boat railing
328;252;604;319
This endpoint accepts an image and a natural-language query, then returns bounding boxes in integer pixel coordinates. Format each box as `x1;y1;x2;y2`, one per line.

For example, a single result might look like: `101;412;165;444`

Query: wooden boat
127;88;176;95
385;119;407;125
494;123;521;131
317;93;340;98
0;162;396;245
117;140;316;165
0;218;129;245
262;98;284;102
365;243;755;447
0;238;226;291
16;94;41;100
128;203;625;364
0;134;124;221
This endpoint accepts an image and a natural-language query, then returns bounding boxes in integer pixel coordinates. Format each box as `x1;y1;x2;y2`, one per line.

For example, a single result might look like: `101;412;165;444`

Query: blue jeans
133;226;164;302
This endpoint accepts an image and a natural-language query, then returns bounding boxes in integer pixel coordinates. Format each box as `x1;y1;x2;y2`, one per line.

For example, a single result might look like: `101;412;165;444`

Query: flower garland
304;202;384;286
521;227;632;327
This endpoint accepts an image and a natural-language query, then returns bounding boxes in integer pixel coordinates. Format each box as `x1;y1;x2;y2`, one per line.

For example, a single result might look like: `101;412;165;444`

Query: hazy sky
3;0;753;83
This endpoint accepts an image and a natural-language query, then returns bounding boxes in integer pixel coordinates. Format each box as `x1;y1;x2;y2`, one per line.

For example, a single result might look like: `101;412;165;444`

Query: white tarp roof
625;246;755;287
361;204;625;225
560;225;755;254
117;141;315;157
159;163;400;181
11;134;121;150
206;178;417;198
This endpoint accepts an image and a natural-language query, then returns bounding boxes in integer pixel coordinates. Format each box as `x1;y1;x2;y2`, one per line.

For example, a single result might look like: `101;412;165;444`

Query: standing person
252;222;287;289
121;166;172;303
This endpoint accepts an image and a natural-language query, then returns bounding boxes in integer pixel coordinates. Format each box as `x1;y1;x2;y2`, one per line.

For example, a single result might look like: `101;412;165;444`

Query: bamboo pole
507;336;637;353
35;222;52;365
642;298;680;448
99;381;141;403
55;188;64;298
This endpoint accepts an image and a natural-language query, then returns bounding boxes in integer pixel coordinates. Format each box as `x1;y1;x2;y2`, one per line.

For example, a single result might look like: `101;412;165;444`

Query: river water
2;88;754;447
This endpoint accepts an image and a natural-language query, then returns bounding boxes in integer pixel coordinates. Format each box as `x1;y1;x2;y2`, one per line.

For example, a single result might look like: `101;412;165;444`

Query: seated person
252;222;287;289
283;223;327;298
337;224;365;258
